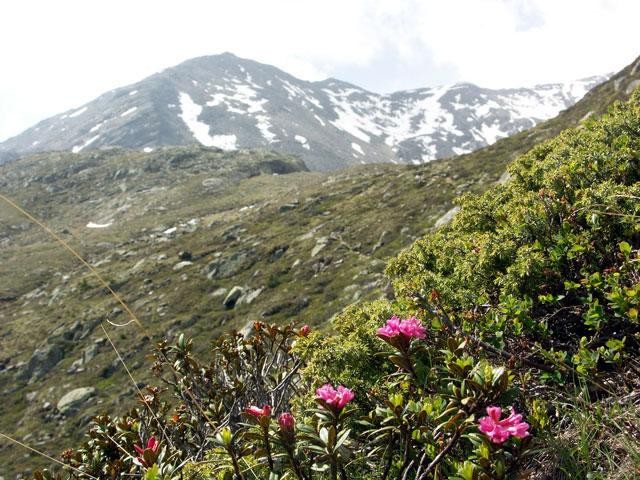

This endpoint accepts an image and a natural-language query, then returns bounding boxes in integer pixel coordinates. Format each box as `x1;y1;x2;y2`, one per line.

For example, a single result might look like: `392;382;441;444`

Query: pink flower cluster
377;316;426;349
316;383;355;411
478;406;530;444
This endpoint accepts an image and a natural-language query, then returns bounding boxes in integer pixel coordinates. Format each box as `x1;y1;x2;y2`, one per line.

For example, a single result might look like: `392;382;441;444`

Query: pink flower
278;412;295;432
478;406;530;444
299;325;311;337
398;317;426;339
245;404;272;418
315;383;355;411
377;316;426;349
377;315;402;337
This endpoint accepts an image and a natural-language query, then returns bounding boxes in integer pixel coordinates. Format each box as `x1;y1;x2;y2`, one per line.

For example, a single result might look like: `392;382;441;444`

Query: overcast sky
1;0;639;142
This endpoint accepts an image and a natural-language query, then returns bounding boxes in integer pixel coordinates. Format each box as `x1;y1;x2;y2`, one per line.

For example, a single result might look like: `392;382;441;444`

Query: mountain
0;53;606;171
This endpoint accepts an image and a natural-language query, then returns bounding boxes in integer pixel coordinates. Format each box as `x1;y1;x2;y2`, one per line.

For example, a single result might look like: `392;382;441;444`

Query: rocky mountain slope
0;55;638;477
0;53;606;171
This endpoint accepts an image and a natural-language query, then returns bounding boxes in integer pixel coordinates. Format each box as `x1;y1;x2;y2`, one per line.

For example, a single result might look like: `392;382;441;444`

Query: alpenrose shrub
32;314;532;480
387;90;640;387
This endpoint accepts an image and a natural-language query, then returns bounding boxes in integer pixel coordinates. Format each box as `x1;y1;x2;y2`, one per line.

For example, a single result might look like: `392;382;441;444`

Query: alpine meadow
0;34;639;480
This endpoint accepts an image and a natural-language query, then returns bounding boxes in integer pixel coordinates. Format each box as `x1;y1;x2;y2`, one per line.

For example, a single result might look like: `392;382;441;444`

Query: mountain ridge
0;52;607;170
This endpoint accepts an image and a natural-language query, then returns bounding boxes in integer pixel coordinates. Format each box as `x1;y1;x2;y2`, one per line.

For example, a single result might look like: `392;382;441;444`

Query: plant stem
263;427;275;470
228;448;245;480
285;445;308;480
416;428;462;480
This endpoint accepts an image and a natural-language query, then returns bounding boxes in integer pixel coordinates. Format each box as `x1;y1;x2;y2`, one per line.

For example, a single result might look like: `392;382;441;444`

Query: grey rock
206;251;255;279
57;387;96;414
211;287;228;298
16;344;65;382
178;250;193;261
497;170;512;185
67;358;85;374
238;287;263;306
311;237;329;257
223;286;244;309
279;202;299;212
86;345;98;361
173;260;193;271
372;230;389;253
202;177;224;188
626;79;640;95
435;206;460;228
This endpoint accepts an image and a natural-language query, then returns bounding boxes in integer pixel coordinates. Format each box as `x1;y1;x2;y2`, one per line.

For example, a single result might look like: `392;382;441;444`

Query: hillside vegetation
26;81;640;480
1;56;639;478
0;145;504;476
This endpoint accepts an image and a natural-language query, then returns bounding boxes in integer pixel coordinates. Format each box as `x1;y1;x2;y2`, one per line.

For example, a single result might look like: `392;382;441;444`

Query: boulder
238;287;263;306
311;237;329;257
206;251;255;279
223;286;244;309
173;260;193;271
16;344;65;383
57;387;96;414
434;206;460;228
279;202;299;212
211;287;228;298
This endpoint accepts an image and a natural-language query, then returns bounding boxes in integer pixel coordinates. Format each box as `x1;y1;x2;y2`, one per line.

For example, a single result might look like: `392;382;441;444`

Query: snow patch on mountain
179;92;218;147
324;88;383;143
68;106;88;118
351;142;364;155
120;107;137;117
72;134;100;153
211;134;237;150
207;82;277;143
295;135;310;150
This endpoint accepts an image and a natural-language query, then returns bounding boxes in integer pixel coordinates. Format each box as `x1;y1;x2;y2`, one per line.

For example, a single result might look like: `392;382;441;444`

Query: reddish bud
299;325;311;337
278;412;295;432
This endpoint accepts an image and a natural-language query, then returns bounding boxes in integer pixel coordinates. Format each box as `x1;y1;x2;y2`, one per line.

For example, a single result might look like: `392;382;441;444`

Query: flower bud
278;412;295;432
299;325;311;336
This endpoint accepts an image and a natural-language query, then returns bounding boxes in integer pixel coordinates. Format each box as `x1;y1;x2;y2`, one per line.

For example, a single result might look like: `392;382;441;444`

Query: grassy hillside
0;145;503;475
0;55;639;477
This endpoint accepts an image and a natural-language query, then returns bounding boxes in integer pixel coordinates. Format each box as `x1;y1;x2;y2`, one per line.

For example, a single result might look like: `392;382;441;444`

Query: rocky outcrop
16;344;64;383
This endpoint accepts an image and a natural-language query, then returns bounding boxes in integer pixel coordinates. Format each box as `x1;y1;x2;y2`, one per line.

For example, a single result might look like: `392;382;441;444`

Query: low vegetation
15;86;640;479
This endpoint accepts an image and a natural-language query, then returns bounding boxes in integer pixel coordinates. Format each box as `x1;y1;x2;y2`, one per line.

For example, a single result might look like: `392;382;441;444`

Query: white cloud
409;0;640;87
0;0;639;140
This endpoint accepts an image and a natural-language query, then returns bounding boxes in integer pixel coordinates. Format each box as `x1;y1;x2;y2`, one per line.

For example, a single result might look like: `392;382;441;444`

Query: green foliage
19;64;640;480
294;301;396;401
387;91;640;385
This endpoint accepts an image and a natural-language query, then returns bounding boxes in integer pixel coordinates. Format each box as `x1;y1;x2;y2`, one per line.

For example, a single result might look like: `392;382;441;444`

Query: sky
0;0;639;142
